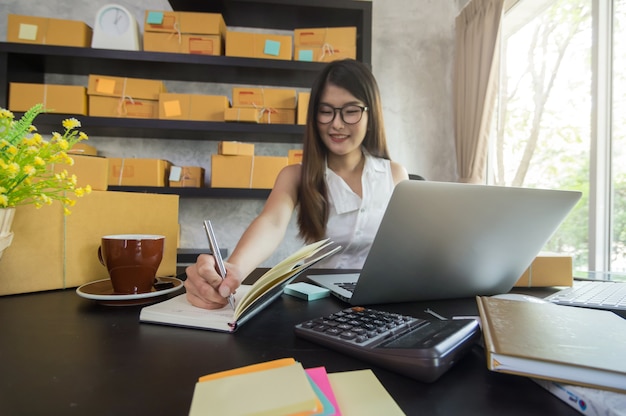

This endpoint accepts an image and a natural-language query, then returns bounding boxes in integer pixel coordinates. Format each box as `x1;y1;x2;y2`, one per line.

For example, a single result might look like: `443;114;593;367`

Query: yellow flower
79;132;88;140
62;118;81;130
0;194;8;207
7;162;20;175
33;156;45;166
23;165;36;176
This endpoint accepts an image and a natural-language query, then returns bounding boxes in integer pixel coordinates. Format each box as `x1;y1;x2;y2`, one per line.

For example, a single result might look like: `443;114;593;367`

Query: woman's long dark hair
298;59;390;242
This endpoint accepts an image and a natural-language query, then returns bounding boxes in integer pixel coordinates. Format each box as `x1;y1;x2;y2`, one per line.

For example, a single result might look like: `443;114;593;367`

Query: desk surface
0;271;580;415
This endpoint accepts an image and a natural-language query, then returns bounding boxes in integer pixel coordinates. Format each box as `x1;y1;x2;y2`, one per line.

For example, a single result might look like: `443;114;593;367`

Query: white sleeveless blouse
315;152;395;269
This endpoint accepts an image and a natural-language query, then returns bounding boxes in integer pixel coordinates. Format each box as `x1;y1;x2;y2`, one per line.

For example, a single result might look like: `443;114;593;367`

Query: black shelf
108;186;271;199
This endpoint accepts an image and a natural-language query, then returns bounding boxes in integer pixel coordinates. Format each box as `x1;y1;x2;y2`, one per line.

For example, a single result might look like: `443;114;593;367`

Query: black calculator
294;306;481;382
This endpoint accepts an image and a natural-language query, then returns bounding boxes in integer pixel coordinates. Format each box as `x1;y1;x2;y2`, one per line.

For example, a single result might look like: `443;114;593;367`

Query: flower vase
0;207;16;261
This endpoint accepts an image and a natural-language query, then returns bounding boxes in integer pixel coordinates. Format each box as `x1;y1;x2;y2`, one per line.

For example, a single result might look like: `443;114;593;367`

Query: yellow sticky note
96;78;116;95
163;100;182;117
18;23;38;41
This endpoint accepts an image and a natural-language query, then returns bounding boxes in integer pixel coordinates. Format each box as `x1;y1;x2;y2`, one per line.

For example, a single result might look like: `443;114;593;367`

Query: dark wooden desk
0;272;579;416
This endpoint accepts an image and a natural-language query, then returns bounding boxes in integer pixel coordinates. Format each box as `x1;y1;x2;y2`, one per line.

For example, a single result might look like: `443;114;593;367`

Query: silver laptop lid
349;180;581;305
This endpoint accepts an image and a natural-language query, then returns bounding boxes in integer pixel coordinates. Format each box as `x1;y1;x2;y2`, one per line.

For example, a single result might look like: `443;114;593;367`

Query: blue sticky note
298;50;314;62
146;11;164;25
264;40;281;56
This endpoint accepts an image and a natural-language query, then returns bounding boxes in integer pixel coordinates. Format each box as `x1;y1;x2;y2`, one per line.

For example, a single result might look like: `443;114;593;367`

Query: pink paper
306;366;342;416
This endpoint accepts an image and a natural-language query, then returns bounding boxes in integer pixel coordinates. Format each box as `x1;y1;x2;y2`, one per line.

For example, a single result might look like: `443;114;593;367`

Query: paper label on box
147;11;164;25
298;50;314;62
264;40;281;56
96;78;116;95
163;100;182;117
169;166;182;181
189;38;215;54
18;23;38;40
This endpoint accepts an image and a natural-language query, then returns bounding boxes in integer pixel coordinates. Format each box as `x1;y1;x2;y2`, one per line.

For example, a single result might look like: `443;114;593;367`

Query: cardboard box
89;96;159;119
294;27;357;47
108;158;172;187
297;92;310;125
226;31;293;60
294;45;357;62
232;87;297;109
7;14;92;48
87;75;167;101
288;149;303;165
0;191;179;296
144;10;225;36
69;143;98;156
143;32;222;55
9;83;87;115
54;155;109;191
515;255;573;287
258;108;295;124
211;155;253;188
218;141;255;156
158;93;229;121
169;166;205;188
224;107;261;123
251;156;288;189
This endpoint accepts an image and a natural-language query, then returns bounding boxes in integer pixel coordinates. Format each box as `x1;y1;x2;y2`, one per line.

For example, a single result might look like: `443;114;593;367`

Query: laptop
307;180;581;305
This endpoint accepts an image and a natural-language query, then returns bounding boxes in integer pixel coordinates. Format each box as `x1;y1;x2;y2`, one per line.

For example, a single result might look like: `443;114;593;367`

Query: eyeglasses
316;104;368;125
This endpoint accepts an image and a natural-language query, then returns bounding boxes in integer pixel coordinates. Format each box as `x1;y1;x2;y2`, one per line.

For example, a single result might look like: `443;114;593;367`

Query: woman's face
316;83;368;158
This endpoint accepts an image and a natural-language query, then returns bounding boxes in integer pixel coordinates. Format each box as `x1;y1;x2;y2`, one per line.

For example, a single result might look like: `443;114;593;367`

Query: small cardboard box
89;96;159;119
143;32;222;55
54;155;109;191
9;83;87;115
87;75;167;101
294;45;357;62
69;143;98;156
211;154;253;188
288;149;303;165
293;27;357;47
226;31;293;60
251;156;288;189
297;92;310;125
224;107;261;123
108;158;172;187
232;87;297;109
159;93;229;121
0;191;179;296
169;166;205;188
258;108;295;125
514;255;573;287
218;141;255;156
7;14;92;47
144;10;225;36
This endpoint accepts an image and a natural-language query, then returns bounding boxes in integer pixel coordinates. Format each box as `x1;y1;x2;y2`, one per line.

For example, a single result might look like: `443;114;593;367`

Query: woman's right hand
184;254;243;310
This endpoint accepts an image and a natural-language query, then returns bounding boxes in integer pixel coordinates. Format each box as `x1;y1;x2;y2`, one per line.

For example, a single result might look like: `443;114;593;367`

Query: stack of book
188;357;405;416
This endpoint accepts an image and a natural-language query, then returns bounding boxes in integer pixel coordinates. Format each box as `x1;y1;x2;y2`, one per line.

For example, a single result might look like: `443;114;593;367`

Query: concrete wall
1;0;469;265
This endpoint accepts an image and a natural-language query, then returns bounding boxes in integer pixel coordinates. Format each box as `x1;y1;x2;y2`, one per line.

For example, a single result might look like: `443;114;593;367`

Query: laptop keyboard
337;282;356;293
545;280;626;311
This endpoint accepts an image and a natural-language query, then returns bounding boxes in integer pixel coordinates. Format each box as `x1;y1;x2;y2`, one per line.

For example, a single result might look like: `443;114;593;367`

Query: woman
185;59;408;309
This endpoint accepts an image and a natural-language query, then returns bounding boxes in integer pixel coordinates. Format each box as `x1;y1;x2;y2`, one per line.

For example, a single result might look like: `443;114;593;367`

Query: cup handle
97;246;105;266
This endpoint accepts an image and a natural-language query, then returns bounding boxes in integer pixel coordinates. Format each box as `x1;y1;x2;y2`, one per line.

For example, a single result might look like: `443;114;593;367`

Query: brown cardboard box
169;166;205;188
0;191;179;296
514;255;573;287
9;83;87;115
211;155;253;188
251;156;288;189
53;155;109;191
258;108;295;125
224;107;261;123
69;143;98;156
108;158;172;187
144;10;225;36
143;32;222;55
226;31;293;60
293;27;357;47
158;93;230;121
89;96;159;119
297;92;310;125
232;87;297;109
218;141;255;156
288;149;303;165
7;14;92;47
87;75;166;101
294;45;357;62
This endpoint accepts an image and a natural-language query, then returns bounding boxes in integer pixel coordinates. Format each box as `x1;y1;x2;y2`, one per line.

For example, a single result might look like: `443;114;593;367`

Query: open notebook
308;180;581;305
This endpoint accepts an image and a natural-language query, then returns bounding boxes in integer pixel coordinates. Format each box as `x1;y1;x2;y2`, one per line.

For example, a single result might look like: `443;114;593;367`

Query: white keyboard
545;280;626;311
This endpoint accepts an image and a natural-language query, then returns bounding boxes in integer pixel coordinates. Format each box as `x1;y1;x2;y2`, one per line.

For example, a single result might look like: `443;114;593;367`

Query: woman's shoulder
389;160;409;184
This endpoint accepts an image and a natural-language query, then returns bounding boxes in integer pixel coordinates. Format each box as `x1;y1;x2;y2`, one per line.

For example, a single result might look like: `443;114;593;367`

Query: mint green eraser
284;282;330;301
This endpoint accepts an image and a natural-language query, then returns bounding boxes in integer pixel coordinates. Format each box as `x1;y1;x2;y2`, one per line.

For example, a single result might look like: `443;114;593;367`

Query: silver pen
203;220;235;310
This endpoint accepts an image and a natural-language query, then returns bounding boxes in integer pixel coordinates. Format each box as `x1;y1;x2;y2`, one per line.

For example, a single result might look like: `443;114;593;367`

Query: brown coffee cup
98;234;165;294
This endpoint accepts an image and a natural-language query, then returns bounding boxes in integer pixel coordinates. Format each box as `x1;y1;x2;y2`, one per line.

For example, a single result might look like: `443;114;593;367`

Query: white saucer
76;276;184;306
